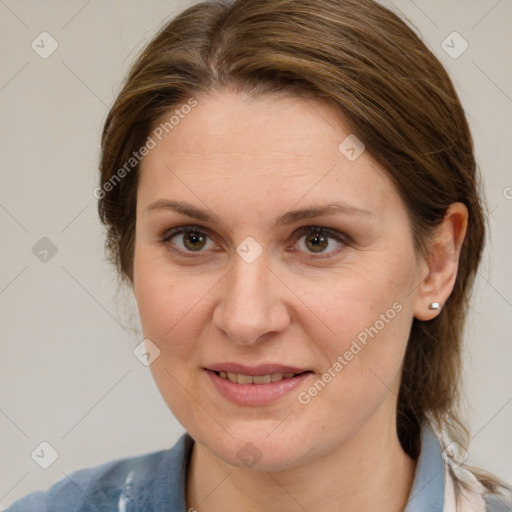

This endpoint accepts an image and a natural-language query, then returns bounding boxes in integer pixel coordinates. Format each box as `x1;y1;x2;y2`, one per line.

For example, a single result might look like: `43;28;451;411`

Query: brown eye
162;226;216;253
304;233;329;252
293;226;346;256
183;231;207;251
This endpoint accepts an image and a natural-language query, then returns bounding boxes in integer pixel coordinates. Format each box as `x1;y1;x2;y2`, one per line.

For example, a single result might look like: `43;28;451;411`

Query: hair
99;0;486;462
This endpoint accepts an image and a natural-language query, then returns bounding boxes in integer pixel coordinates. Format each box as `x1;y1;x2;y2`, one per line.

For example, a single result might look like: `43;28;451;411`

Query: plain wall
1;0;511;508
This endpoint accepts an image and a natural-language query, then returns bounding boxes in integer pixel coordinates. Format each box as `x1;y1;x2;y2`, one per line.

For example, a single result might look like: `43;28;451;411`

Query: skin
133;89;468;512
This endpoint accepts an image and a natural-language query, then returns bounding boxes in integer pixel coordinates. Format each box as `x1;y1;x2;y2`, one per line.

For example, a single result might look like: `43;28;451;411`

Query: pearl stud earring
429;302;441;310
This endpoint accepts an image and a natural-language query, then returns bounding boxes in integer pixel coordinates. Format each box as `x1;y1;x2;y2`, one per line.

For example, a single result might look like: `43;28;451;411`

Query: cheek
301;256;413;346
294;277;413;442
133;245;225;366
303;295;411;395
296;249;416;392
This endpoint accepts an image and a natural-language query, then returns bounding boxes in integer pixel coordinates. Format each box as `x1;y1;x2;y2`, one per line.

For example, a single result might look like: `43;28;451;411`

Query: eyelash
160;225;348;259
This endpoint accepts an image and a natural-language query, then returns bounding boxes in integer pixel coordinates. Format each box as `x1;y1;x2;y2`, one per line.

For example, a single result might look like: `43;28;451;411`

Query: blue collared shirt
1;423;498;511
404;423;444;512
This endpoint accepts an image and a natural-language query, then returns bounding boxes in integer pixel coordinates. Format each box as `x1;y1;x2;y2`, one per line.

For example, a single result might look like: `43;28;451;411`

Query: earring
429;302;441;310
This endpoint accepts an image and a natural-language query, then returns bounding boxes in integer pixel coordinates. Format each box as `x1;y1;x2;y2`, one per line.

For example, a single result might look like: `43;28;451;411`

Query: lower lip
205;370;312;406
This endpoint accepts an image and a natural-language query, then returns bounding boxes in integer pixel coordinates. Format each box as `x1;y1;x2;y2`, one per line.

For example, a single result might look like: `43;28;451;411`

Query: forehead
145;90;353;168
137;90;399;219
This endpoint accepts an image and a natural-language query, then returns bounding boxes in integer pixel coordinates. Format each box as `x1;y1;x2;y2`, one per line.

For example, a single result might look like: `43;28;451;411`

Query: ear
413;202;468;321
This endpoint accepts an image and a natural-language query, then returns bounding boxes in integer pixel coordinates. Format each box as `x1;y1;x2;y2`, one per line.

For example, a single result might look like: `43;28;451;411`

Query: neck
186;412;417;512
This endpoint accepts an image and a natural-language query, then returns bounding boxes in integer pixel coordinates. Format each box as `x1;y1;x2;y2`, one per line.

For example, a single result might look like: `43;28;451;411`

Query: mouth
213;370;307;384
204;363;313;406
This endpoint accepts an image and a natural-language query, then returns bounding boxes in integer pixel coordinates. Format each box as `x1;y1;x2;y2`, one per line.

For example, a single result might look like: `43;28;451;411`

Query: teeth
253;374;272;384
237;374;253;384
217;371;299;384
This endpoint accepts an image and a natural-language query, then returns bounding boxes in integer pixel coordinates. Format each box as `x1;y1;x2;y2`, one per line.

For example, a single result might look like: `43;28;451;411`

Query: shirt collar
157;423;445;512
152;432;193;512
404;421;445;512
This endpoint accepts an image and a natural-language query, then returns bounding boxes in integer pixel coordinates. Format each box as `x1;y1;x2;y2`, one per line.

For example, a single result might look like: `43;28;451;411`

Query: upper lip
205;362;310;376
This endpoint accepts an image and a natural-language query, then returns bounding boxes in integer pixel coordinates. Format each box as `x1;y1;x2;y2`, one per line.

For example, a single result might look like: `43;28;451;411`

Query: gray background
1;0;511;508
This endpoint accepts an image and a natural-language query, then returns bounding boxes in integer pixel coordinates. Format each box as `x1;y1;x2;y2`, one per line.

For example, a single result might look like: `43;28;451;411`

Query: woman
7;0;511;510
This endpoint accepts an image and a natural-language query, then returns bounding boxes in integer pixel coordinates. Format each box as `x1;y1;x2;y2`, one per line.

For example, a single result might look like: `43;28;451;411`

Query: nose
212;257;291;346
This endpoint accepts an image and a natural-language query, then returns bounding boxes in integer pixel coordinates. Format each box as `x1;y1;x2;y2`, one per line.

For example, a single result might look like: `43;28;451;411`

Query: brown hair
99;0;485;459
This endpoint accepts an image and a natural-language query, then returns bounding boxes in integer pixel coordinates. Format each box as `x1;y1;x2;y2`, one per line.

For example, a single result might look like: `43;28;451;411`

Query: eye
161;226;217;253
160;225;347;258
292;226;346;256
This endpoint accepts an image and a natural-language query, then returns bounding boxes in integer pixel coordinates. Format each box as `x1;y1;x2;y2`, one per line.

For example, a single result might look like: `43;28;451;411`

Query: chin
192;420;322;472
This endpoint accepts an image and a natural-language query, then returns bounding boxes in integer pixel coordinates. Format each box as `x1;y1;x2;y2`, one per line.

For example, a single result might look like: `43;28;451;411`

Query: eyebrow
144;199;374;227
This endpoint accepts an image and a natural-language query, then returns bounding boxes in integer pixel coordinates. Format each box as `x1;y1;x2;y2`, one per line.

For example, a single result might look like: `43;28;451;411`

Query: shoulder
4;450;165;512
445;461;512;512
478;475;512;512
4;434;192;512
420;422;512;512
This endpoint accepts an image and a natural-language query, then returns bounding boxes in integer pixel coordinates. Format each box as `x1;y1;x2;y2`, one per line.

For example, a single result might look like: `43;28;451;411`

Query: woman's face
133;90;426;471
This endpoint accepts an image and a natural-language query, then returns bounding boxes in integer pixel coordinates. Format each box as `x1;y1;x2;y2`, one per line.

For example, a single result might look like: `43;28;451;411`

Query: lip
205;362;308;376
204;366;313;406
